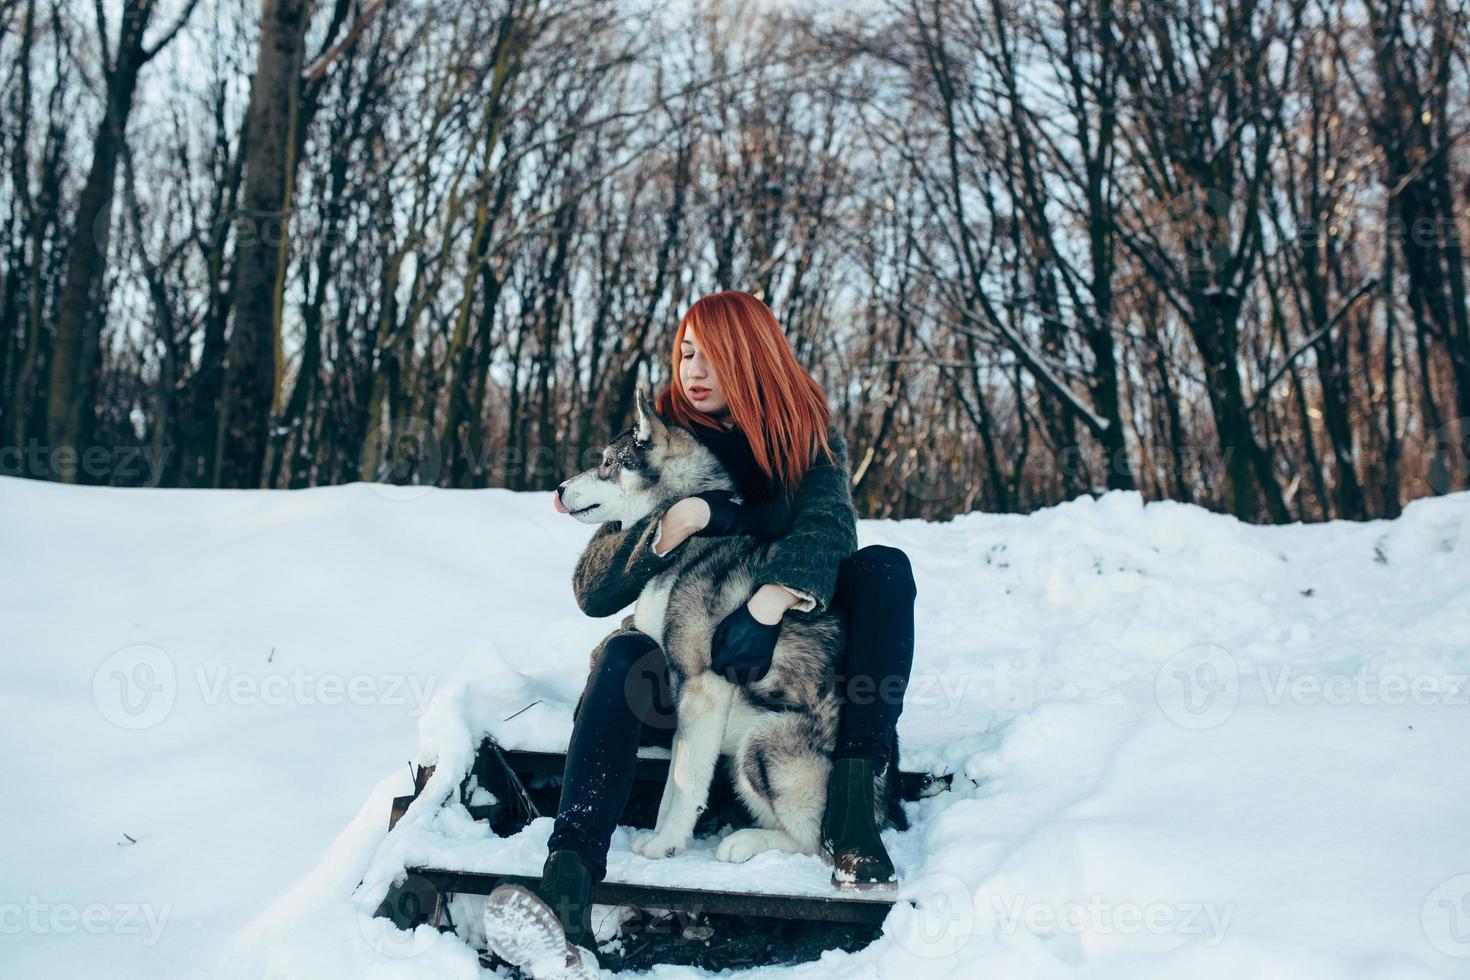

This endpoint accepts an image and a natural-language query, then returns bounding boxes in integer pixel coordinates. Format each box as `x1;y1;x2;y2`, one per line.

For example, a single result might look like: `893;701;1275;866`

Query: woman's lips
690;387;711;400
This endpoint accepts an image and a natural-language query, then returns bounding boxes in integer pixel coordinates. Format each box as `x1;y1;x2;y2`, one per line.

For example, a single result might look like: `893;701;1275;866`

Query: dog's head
555;386;736;525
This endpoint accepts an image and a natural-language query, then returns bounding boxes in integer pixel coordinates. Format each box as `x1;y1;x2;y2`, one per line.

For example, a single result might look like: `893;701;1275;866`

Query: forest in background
1;0;1468;522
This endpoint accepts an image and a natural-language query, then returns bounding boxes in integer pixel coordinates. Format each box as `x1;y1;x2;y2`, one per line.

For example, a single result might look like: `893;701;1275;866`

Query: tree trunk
44;0;154;480
219;0;312;488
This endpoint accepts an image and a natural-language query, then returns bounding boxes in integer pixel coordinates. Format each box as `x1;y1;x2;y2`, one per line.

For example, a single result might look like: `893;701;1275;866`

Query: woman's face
679;325;729;417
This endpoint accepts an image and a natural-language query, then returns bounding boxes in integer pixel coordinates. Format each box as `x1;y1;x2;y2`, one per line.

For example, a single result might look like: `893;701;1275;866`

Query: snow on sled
355;671;967;968
374;736;952;938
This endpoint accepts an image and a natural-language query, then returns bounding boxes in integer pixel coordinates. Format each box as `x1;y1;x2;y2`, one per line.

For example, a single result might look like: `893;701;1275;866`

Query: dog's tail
884;729;909;831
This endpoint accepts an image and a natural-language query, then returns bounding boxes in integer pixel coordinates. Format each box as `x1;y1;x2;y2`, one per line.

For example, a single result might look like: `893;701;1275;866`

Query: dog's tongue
552;491;569;514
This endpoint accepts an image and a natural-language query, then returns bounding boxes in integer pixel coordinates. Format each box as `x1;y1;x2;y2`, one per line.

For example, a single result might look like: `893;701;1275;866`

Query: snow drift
2;475;1468;979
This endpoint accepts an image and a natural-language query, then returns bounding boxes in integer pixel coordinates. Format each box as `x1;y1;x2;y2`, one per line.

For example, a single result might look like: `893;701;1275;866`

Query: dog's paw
632;830;690;860
715;829;772;864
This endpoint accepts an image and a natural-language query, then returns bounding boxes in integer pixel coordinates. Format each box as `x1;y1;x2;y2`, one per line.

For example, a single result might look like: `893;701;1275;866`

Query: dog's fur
558;388;896;864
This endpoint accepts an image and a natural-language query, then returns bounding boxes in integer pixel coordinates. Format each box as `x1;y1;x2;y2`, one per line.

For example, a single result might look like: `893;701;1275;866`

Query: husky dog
557;387;894;864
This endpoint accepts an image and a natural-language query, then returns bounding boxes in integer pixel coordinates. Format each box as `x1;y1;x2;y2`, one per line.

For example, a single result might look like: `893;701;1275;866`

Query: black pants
546;544;917;881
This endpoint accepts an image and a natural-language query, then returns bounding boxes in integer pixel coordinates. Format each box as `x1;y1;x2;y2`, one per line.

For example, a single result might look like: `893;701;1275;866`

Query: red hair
654;290;836;493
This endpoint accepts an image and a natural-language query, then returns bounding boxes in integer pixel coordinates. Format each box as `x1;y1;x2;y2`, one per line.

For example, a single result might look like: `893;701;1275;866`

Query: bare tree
44;0;197;480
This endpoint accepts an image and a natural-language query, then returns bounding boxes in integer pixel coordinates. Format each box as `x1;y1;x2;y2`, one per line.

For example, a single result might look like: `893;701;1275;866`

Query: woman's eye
681;353;693;360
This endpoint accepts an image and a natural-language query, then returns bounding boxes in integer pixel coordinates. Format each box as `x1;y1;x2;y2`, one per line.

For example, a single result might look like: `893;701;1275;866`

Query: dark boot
820;757;897;890
482;850;598;978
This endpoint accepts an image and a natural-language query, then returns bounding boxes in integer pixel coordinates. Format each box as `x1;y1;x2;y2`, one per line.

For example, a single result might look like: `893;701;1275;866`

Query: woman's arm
574;426;857;620
572;506;699;618
751;424;859;617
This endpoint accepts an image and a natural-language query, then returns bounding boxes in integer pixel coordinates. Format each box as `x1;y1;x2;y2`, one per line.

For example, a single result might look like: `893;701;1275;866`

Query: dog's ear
633;384;664;446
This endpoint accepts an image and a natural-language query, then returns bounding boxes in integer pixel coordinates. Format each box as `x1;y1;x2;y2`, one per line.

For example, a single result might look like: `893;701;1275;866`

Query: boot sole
832;875;899;893
482;884;600;979
820;845;899;892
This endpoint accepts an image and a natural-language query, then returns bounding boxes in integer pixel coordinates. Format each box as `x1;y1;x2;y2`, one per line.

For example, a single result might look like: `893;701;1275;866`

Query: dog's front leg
633;736;681;858
632;672;734;859
652;753;677;830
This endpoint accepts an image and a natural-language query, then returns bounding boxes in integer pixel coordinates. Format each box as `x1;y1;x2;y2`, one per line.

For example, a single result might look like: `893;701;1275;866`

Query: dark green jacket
571;422;859;651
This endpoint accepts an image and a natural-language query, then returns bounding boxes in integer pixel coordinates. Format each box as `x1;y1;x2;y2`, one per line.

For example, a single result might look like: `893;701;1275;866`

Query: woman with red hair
484;291;918;977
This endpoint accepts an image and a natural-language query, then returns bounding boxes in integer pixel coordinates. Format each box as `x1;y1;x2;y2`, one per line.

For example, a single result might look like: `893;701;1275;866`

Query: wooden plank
408;867;896;926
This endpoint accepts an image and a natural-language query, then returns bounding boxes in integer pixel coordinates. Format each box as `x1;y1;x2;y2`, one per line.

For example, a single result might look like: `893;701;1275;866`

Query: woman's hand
651;491;754;557
746;583;798;623
709;585;798;684
651;497;712;557
710;605;778;684
689;490;754;537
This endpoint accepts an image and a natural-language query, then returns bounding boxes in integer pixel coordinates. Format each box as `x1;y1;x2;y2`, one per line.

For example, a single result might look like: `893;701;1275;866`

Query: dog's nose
552;484;569;514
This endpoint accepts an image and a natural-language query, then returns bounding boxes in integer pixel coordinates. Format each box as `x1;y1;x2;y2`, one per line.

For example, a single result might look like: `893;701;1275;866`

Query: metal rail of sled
399;867;896;926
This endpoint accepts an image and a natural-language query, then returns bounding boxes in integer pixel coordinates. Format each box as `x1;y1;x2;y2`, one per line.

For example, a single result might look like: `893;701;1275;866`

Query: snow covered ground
3;475;1468;979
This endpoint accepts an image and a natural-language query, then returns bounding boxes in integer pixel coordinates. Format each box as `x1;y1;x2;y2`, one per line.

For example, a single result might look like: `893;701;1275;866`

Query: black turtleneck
686;421;780;505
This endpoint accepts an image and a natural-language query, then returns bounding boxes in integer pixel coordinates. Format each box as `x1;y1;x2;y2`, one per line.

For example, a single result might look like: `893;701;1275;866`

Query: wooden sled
375;737;952;953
